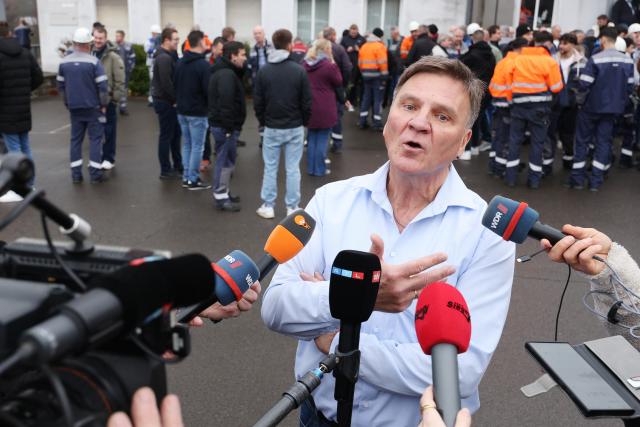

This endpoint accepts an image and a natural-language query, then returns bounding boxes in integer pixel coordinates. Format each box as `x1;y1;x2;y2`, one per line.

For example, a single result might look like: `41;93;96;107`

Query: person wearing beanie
516;23;533;42
357;27;388;130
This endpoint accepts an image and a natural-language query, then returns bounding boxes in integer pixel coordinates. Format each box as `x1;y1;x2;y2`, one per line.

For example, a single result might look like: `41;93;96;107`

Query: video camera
0;153;185;427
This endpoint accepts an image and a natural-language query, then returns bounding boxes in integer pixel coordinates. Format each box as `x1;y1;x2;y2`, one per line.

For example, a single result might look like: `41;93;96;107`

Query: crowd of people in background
2;4;640;207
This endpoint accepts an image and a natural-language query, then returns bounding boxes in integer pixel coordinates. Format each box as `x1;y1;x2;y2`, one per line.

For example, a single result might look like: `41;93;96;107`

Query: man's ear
457;128;473;157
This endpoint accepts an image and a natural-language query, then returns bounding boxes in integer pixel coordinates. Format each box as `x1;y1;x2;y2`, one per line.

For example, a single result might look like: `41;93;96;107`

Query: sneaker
101;160;115;170
119;109;129;116
458;151;472;161
181;180;189;188
470;147;480;156
348;105;355;112
90;175;108;184
187;180;212;190
325;158;331;165
478;141;492;152
216;199;241;212
237;140;247;147
256;203;275;219
160;170;181;180
229;193;241;203
286;206;300;216
0;191;23;203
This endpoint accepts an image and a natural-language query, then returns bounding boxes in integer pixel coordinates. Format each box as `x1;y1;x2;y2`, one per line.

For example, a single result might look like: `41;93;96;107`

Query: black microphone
481;195;567;244
13;254;215;366
329;250;381;427
0;152;34;195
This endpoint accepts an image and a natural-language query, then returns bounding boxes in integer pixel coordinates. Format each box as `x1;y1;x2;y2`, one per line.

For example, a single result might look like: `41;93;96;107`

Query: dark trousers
102;102;117;163
491;107;510;175
153;100;182;174
203;130;212;161
299;396;337;427
467;105;487;151
571;111;615;188
70;108;104;180
359;77;383;128
505;103;551;186
211;127;238;199
331;101;345;151
347;67;362;106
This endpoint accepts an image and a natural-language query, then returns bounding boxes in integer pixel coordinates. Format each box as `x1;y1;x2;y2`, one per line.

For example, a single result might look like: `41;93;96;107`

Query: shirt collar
354;161;478;222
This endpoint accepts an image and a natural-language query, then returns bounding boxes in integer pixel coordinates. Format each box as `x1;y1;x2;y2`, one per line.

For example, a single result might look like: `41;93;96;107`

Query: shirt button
390;251;397;257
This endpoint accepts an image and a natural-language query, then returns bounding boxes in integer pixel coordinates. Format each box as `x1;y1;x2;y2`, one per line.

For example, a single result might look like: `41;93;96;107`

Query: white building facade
32;0;617;73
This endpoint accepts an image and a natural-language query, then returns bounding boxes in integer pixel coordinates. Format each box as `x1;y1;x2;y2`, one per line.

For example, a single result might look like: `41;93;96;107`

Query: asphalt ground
3;96;640;426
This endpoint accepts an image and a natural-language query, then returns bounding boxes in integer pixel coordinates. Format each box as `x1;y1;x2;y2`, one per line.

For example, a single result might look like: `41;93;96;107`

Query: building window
366;0;399;37
297;0;329;43
520;0;554;28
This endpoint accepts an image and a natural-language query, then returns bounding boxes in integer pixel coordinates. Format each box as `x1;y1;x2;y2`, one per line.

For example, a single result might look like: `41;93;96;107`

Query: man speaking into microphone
261;57;515;426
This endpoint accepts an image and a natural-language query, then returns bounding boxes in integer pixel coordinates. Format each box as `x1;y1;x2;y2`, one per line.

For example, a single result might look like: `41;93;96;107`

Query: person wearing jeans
174;30;211;190
254;29;312;219
151;28;182;179
177;115;208;185
0;20;43;192
260;126;305;213
302;39;342;176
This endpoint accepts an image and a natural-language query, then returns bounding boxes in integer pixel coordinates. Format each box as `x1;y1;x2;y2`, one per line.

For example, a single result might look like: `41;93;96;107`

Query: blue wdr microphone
481;195;566;244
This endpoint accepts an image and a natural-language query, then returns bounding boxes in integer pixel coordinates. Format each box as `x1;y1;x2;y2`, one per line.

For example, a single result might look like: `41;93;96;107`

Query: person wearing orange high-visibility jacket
504;31;563;189
487;37;528;178
358;28;388;130
400;21;419;62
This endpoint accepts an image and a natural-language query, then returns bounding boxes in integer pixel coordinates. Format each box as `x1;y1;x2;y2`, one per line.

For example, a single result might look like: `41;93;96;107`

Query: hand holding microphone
415;282;471;427
540;224;611;276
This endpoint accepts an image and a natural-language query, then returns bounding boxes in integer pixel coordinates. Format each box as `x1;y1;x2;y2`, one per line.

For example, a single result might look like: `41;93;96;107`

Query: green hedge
129;43;149;96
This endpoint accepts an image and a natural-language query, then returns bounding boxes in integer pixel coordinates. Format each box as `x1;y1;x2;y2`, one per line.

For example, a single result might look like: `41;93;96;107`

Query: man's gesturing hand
369;234;455;312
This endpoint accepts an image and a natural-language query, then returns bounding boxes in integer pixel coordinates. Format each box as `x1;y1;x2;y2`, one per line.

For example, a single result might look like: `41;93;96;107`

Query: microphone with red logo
481;195;566;244
176;250;260;323
257;209;316;280
329;250;381;427
415;282;471;427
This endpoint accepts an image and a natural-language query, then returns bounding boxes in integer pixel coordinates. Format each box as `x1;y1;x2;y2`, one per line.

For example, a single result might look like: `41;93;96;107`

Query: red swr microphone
415;282;471;427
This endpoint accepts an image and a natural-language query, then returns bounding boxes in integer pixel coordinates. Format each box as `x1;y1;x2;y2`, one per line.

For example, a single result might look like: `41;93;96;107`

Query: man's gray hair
395;56;486;128
322;26;336;39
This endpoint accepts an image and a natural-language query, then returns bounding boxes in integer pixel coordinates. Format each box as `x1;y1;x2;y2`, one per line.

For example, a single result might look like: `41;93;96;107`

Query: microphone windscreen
263;209;316;263
415;282;471;355
481;195;539;244
329;250;381;322
213;250;259;305
91;254;215;328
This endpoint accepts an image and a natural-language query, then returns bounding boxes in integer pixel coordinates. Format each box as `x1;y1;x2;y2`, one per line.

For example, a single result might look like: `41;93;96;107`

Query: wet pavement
4;96;639;426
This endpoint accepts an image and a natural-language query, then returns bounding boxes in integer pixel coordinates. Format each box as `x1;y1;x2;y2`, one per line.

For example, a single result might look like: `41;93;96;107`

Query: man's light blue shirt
261;162;515;426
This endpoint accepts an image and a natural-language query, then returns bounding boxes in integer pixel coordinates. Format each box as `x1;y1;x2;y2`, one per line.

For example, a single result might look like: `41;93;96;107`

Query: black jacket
253;50;312;129
208;57;246;131
460;41;496;85
151;47;178;104
406;34;436;67
340;34;366;67
611;0;639;26
0;37;43;134
174;51;210;116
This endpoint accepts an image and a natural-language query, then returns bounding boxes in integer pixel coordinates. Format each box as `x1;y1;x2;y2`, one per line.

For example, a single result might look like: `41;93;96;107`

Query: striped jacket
358;35;388;79
57;51;108;110
578;48;634;115
509;46;563;104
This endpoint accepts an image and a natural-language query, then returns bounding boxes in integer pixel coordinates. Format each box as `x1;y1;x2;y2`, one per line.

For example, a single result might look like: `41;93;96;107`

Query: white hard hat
615;36;627;52
467;22;482;35
629;23;640;34
72;27;93;44
150;24;161;34
409;21;419;32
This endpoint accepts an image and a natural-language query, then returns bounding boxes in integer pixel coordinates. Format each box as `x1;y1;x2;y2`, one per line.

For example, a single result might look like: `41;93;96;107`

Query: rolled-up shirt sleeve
339;229;515;405
261;188;341;340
